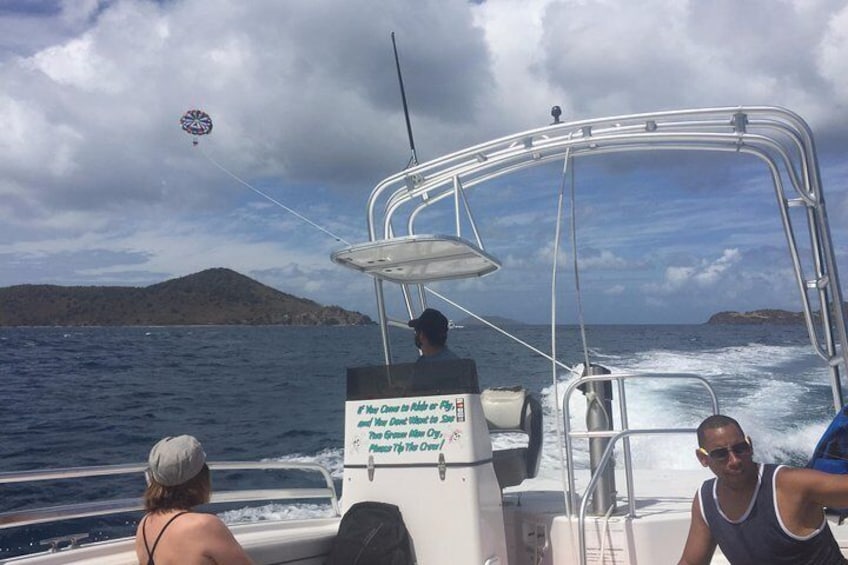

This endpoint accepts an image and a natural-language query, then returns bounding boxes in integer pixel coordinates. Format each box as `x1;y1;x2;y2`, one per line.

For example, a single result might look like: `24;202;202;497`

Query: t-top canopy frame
331;106;848;410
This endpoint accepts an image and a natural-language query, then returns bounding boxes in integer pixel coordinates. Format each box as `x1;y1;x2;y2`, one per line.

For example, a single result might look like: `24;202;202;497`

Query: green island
0;268;373;327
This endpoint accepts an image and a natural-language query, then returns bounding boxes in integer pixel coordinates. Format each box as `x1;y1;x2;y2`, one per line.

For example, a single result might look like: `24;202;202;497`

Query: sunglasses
698;437;752;461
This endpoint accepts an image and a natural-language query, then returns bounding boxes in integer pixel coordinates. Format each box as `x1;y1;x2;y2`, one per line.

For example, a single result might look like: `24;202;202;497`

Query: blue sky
2;0;848;324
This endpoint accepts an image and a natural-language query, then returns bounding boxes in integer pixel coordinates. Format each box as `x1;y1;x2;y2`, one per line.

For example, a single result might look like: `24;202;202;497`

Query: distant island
706;307;841;325
456;315;524;327
0;268;374;327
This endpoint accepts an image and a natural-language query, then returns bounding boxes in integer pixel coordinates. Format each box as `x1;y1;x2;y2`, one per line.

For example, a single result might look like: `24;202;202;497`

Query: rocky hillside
0;268;374;327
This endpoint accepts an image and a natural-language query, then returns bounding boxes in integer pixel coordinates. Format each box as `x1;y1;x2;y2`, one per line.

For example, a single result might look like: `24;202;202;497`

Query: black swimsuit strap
142;511;189;565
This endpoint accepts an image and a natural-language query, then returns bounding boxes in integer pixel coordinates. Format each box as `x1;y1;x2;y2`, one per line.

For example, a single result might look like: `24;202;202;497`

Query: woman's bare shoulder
179;511;230;531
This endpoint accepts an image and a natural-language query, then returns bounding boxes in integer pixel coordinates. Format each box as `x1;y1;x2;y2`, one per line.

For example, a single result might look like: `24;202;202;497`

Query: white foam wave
755;420;828;462
613;342;814;379
227;449;345;523
529;341;834;478
219;502;336;524
240;341;834;522
266;447;345;479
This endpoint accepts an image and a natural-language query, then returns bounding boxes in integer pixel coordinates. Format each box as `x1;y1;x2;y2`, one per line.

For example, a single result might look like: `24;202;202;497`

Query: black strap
142;511;189;565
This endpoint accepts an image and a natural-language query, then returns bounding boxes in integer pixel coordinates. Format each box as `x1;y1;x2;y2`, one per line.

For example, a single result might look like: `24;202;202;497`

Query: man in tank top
134;435;254;565
678;414;848;565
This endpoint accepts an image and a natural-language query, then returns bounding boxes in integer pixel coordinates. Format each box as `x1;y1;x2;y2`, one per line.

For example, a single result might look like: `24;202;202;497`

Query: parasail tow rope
197;145;352;246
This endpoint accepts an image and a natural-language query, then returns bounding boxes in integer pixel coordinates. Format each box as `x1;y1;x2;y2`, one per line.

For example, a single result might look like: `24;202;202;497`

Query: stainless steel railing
561;371;720;565
0;460;339;529
562;371;719;517
575;428;699;565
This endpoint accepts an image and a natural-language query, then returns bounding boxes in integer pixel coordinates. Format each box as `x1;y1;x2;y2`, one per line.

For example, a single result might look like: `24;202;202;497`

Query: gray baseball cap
148;435;207;487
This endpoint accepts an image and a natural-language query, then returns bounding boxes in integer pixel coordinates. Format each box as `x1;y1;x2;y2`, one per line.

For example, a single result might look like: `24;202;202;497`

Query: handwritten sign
350;397;467;456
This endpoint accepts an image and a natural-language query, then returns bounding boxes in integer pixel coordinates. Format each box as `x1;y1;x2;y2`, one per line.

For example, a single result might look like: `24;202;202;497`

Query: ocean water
0;323;837;558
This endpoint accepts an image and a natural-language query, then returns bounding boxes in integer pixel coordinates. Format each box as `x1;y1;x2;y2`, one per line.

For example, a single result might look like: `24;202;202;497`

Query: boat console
343;359;538;564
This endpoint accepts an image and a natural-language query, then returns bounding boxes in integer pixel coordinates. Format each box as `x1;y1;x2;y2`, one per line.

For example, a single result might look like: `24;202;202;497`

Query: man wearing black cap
408;308;459;363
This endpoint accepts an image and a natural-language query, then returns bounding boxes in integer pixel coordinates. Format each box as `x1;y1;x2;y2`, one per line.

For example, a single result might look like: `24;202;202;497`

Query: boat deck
6;468;848;564
504;469;848;564
504;470;708;564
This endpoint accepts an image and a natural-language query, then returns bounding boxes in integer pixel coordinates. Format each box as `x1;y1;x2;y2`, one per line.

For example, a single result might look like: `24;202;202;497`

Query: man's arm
678;494;717;565
783;467;848;509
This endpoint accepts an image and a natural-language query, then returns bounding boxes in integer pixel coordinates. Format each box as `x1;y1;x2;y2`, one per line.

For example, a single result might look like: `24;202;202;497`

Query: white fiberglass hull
8;470;848;564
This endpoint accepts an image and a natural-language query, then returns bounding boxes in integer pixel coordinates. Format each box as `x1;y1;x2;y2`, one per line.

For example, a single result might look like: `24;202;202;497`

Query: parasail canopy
180;109;213;137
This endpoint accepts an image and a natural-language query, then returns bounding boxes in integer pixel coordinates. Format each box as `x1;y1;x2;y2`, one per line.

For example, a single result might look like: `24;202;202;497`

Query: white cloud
818;3;848;105
579;250;632;271
604;285;625;296
1;0;847;323
648;249;741;294
29;35;112;90
693;248;741;285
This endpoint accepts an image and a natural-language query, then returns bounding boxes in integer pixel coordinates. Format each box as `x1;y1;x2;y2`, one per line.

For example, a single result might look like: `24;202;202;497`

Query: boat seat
481;387;543;489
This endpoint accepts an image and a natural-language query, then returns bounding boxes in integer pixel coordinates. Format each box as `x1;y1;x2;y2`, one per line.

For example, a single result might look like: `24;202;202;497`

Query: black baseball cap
407;308;449;338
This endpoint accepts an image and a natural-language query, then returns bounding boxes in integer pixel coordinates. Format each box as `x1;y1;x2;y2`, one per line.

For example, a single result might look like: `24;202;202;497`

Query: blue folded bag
808;405;848;521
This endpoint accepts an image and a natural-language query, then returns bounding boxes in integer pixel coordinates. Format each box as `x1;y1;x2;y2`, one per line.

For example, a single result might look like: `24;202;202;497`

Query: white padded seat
481;387;543;489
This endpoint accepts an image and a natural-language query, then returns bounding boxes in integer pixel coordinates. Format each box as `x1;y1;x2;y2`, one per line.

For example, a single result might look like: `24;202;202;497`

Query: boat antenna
391;32;419;168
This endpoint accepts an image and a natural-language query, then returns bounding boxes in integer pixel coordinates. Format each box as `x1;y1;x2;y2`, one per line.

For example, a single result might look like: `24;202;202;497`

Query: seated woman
135;435;254;565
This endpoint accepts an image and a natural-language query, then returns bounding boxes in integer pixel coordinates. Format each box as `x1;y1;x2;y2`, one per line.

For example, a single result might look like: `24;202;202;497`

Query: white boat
3;106;848;564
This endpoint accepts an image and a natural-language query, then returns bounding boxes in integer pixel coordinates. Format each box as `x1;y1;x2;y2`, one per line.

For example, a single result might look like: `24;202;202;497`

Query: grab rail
562;371;719;517
576;428;697;565
0;461;340;530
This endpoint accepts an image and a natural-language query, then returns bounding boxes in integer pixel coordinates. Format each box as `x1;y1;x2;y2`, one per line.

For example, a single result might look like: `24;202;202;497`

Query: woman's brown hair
144;464;211;512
